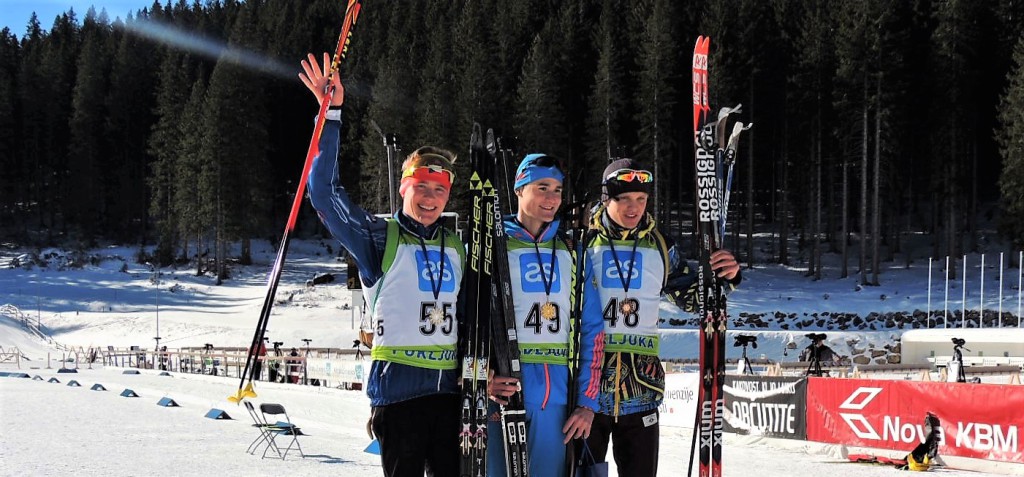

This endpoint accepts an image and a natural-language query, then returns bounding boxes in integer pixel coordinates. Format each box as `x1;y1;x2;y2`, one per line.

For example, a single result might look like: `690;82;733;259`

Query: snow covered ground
1;364;1010;477
1;239;1021;475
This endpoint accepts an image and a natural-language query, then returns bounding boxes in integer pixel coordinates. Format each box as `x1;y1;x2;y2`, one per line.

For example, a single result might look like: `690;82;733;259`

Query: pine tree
67;8;112;243
997;34;1024;249
513;5;575;161
200;3;271;280
359;0;427;214
931;0;985;276
105;12;161;243
634;0;679;230
834;0;887;284
177;73;212;275
0;28;20;228
585;0;633;183
16;15;46;233
39;11;81;239
149;49;193;265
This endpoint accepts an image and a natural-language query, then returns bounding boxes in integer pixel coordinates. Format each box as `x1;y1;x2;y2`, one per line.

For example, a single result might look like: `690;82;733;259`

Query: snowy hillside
1;239;1022;365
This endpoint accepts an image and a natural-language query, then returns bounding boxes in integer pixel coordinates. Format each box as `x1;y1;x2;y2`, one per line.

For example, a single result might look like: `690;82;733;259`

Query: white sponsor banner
305;357;366;384
660;372;701;428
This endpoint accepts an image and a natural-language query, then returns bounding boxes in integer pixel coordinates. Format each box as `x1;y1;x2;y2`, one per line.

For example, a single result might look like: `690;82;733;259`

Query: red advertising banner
806;378;1024;462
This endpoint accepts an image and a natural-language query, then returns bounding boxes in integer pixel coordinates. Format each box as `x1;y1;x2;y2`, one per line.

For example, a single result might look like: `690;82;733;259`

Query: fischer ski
461;124;494;477
486;127;530;477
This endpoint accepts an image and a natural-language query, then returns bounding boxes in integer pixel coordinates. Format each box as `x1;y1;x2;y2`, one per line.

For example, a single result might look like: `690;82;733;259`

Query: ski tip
486;128;497;156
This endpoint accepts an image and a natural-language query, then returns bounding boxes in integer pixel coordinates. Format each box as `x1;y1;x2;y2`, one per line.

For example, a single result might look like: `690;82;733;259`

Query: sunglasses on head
402;164;455;183
605;168;653;184
526;154;562;170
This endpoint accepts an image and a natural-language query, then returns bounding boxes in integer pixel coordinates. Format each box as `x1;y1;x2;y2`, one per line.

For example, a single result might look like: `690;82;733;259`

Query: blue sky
1;0;158;37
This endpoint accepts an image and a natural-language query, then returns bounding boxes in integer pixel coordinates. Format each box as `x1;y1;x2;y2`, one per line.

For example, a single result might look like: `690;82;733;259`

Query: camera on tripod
272;341;283;347
806;333;827;342
950;337;969;383
734;335;758;348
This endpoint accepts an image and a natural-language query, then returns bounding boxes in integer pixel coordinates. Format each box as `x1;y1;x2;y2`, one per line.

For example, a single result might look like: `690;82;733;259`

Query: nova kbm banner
722;376;807;440
806;378;1024;462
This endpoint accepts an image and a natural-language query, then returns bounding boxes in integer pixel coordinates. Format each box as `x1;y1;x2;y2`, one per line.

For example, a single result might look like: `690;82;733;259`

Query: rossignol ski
486;127;530;477
461;124;494;477
229;0;361;404
689;35;751;477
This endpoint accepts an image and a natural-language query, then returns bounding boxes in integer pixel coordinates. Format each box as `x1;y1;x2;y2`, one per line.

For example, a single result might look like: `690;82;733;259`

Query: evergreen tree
414;0;459;150
834;0;882;284
177;73;213;275
634;0;679;228
67;8;112;243
359;0;427;214
0;28;20;228
490;0;545;136
200;3;271;280
513;4;576;162
585;0;634;182
148;49;193;265
105;12;161;243
997;34;1024;249
40;11;81;239
16;15;47;234
931;0;984;274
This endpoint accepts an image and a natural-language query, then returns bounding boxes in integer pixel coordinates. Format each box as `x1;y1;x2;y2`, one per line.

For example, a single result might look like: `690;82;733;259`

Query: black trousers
585;410;660;477
370;393;460;477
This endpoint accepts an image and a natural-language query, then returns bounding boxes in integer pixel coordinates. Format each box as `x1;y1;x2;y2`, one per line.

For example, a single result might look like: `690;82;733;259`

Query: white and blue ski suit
308;111;464;476
487;217;605;477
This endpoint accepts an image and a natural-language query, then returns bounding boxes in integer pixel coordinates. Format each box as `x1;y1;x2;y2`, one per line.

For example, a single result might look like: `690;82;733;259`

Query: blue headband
514;153;565;190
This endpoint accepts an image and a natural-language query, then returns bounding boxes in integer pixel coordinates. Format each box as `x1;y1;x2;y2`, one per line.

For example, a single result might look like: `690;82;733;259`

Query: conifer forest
3;0;1024;283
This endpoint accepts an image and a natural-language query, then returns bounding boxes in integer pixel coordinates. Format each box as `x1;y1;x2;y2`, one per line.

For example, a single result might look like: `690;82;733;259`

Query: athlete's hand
299;52;344;107
710;249;739;281
487;369;520;406
562;406;595;444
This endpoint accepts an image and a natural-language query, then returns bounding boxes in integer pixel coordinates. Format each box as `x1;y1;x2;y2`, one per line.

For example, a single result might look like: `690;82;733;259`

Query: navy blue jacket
307;116;460;406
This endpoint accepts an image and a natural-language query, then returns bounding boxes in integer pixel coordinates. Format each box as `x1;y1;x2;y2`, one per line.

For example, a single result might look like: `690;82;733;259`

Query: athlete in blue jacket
487;154;605;477
301;53;464;477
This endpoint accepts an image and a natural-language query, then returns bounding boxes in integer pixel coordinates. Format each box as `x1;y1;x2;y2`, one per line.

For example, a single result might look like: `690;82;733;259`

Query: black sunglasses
525;154;565;171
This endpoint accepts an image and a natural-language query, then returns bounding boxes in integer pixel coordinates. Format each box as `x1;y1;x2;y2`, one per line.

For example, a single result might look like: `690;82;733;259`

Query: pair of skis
690;35;751;477
460;124;529;477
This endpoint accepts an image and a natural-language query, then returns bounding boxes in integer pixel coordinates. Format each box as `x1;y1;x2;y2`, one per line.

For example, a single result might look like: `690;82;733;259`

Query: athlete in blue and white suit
487;154;605;477
301;53;464;477
584;158;741;477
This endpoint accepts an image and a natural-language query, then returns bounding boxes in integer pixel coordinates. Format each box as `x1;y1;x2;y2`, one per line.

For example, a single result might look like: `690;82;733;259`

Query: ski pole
229;0;362;403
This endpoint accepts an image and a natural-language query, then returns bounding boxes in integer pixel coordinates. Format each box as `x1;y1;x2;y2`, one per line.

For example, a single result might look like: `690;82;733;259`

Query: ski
461;124;494;477
690;35;751;477
486;127;530;477
563;195;592;477
692;34;726;477
229;0;361;404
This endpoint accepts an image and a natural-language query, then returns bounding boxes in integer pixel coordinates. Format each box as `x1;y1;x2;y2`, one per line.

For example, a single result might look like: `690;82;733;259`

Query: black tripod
806;346;823;377
952;340;968;383
302;338;312;385
739;342;754;375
